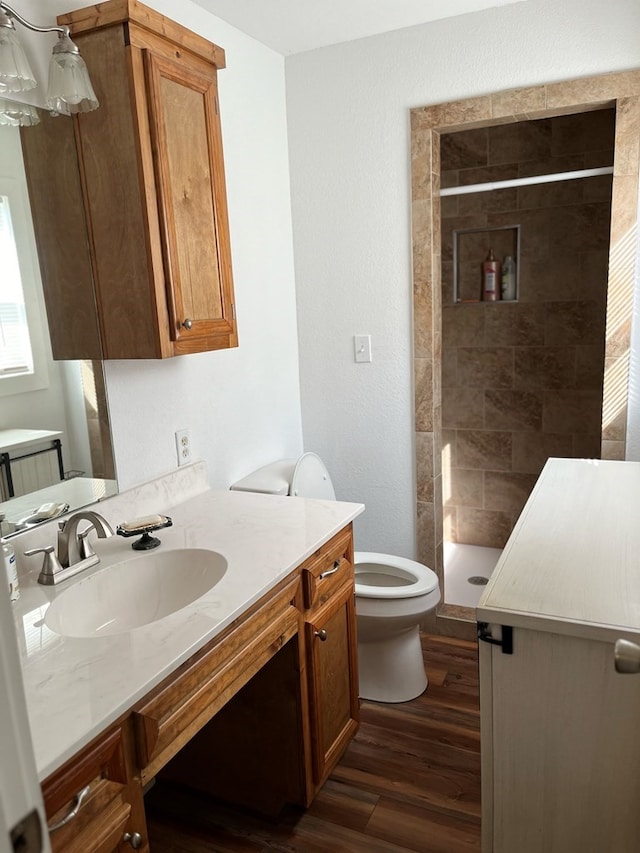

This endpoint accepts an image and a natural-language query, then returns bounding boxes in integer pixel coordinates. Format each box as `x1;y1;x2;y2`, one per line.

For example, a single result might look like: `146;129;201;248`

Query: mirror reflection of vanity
0;123;117;536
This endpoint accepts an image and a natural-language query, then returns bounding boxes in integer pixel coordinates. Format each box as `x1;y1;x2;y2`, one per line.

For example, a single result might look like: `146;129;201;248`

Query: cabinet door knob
614;638;640;673
181;318;193;330
48;784;91;832
315;629;328;642
124;831;144;849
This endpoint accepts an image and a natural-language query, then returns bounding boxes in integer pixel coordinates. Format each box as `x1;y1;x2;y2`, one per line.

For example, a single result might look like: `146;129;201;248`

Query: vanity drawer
133;575;300;781
43;726;131;853
301;525;354;611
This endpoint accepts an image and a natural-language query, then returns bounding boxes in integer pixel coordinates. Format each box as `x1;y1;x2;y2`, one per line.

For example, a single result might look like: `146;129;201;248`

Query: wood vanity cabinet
301;525;360;792
43;720;148;853
23;0;237;359
41;525;359;848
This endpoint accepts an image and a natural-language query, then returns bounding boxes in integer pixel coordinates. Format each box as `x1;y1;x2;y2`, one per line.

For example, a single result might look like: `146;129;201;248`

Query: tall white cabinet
478;458;640;853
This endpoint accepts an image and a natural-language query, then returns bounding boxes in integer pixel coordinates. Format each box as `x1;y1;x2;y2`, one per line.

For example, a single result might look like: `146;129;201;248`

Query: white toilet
231;452;440;703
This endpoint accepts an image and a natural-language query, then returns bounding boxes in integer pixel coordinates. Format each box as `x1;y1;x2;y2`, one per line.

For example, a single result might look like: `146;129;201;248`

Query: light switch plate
354;334;372;363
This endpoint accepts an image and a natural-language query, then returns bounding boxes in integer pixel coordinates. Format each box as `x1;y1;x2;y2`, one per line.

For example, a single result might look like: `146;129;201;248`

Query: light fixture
0;1;98;122
0;95;38;125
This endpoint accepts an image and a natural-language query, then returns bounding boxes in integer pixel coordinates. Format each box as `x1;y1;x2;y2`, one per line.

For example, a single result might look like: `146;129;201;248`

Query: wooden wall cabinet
42;525;359;849
23;0;237;359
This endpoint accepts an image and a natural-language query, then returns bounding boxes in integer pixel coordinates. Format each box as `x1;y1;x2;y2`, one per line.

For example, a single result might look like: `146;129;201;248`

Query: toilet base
356;624;427;703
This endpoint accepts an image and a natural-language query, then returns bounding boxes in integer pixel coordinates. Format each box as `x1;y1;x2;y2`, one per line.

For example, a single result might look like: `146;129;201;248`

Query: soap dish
116;514;172;551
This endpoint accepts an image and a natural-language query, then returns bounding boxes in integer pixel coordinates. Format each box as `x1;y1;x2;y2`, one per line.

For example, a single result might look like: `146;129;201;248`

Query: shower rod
439;166;613;197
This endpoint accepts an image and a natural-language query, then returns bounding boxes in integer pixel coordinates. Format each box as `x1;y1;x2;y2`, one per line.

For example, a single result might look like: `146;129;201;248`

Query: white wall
16;0;304;492
286;0;640;558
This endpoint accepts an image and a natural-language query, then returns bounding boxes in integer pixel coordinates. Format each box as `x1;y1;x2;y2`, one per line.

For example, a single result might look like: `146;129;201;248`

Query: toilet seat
354;552;438;599
291;452;336;500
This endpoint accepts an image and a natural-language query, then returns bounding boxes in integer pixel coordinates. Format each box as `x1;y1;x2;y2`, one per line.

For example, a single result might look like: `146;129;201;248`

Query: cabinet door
480;627;640;853
305;580;359;788
144;50;237;355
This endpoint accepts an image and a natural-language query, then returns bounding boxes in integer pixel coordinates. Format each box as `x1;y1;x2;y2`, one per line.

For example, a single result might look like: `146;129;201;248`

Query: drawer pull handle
319;560;341;580
315;629;328;641
124;831;144;849
181;318;193;330
48;784;91;832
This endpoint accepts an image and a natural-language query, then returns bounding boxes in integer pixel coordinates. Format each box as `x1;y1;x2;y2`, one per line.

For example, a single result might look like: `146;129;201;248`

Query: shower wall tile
416;500;436;568
512;432;573;475
575;345;606;388
441;346;458;388
518;255;581;302
545;301;605;347
583;174;615;203
442;429;457;468
457;347;514;388
548;202;611;252
518;178;584;210
411;130;432;201
440;127;488;169
490;86;546;117
602;405;627;442
483;303;545;346
484;471;538;515
601;439;625;460
488;119;551;166
444;468;484;508
572;433;603;459
514;346;576;390
613;97;640;176
416;431;434;503
518;152;584;179
485;389;543;431
442;304;485;347
458;163;519;188
456;507;512;549
415;357;434;431
442;388;485;429
456;429;512;471
580;250;611;303
414;284;433;358
543;389;603;434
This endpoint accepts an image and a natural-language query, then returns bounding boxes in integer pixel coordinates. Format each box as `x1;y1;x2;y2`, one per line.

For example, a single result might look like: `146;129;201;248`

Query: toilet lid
291;452;336;500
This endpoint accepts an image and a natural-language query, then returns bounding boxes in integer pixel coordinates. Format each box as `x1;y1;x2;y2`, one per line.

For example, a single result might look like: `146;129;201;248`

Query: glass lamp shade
0;96;39;125
0;24;37;94
46;44;98;116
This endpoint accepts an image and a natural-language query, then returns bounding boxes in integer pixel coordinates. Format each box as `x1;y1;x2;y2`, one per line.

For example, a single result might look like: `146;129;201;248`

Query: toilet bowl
231;452;441;703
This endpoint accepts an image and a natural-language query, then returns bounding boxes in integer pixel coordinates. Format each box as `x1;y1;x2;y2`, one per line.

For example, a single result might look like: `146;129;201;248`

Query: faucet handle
24;545;65;585
78;524;97;559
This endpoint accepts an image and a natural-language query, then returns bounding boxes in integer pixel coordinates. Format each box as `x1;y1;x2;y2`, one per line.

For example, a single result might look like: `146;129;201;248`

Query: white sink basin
45;548;227;637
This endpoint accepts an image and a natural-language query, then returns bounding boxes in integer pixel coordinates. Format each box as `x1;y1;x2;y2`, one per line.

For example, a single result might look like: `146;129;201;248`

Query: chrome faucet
25;510;114;585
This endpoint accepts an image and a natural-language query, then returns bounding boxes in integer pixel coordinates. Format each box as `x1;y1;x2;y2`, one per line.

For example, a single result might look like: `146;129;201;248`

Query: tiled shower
439;109;615;602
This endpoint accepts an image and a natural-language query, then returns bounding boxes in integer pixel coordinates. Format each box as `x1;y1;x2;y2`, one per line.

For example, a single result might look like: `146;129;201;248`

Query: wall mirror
0;119;117;537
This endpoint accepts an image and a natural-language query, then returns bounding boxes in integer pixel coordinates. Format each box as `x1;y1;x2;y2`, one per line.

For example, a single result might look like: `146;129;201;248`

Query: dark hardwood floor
145;634;481;852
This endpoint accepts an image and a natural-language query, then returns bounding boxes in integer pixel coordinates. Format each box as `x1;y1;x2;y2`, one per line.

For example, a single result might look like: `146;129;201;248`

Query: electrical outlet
175;429;192;467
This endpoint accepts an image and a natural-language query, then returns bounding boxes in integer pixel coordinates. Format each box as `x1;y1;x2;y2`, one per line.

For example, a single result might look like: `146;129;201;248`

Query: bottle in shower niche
482;248;500;301
501;254;517;301
2;537;19;602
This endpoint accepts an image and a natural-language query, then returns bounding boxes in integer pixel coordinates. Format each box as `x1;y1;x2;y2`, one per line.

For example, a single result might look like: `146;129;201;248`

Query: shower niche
452;224;520;303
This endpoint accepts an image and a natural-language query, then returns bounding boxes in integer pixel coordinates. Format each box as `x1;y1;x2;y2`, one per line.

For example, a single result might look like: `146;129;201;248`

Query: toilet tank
230;459;296;495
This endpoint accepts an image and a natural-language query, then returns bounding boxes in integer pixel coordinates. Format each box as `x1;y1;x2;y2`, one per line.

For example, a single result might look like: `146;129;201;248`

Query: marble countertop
11;483;364;781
